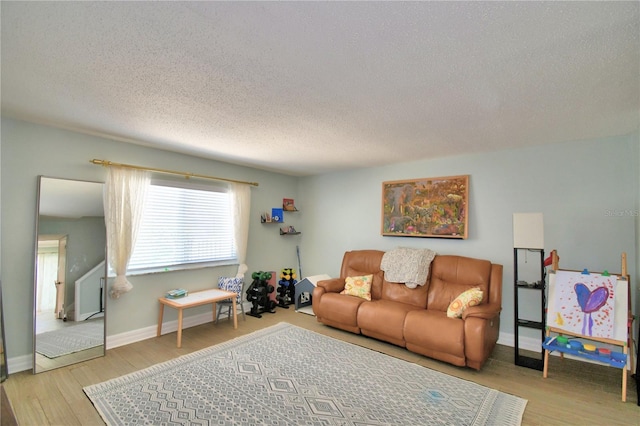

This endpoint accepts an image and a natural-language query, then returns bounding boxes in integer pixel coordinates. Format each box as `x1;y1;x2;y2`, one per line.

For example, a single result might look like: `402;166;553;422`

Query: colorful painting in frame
381;175;469;239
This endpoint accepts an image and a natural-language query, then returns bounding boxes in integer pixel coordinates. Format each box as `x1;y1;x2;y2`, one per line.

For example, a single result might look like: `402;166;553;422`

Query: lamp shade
513;213;544;249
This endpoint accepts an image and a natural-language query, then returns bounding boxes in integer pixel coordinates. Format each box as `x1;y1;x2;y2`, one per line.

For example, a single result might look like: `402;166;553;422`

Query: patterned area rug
36;320;103;358
84;323;527;425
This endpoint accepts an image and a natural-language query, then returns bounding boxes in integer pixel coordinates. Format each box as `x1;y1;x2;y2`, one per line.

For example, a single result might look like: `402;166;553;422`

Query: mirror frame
0;280;7;382
33;176;107;373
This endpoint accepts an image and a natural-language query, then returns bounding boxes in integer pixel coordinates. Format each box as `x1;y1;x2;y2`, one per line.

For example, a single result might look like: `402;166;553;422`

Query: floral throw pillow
447;287;483;318
218;277;244;303
340;275;373;301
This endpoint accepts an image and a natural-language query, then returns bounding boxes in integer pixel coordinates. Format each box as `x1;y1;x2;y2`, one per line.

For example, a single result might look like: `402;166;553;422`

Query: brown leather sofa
312;250;503;370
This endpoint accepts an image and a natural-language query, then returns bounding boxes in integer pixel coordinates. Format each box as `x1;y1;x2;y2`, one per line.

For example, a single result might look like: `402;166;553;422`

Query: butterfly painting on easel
552;270;616;339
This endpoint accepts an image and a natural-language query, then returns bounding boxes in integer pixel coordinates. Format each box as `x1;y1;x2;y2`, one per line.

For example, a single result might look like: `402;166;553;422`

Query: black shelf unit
514;248;546;370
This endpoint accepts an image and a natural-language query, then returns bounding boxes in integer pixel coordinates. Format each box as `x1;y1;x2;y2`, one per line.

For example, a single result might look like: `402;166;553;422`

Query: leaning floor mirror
33;176;107;373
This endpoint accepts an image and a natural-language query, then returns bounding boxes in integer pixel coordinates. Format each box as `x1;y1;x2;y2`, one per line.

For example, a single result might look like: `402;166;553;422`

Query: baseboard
106;311;215;349
6;354;32;375
108;303;251;349
7;311;221;373
7;326;631;374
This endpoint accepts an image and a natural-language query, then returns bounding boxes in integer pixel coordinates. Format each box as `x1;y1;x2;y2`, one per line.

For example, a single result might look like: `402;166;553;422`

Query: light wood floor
2;308;638;425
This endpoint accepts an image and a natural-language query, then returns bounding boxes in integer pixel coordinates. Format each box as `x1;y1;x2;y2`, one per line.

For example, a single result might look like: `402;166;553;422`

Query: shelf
517;319;544;330
542;337;627;369
263;202;300;234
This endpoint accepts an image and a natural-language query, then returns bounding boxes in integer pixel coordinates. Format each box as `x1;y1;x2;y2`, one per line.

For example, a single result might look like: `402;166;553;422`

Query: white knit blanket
380;247;437;288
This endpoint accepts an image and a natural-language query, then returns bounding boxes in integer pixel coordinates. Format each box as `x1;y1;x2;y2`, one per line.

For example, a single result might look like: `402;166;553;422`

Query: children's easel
542;252;635;402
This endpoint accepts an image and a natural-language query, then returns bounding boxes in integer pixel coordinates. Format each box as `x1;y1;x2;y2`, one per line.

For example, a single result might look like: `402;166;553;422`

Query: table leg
232;297;238;329
157;303;165;337
177;308;183;348
212;302;217;323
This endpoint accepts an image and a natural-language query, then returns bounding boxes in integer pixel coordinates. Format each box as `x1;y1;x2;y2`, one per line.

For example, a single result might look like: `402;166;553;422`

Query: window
127;180;236;273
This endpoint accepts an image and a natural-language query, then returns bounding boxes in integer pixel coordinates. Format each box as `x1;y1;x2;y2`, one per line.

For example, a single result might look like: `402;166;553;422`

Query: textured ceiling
2;2;639;176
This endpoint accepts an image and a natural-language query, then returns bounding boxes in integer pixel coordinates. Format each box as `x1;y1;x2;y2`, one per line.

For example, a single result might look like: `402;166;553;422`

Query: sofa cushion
427;255;492;311
340;275;373;300
381;279;429;308
314;291;365;329
358;300;422;347
446;287;483;318
404;310;465;361
340;250;385;300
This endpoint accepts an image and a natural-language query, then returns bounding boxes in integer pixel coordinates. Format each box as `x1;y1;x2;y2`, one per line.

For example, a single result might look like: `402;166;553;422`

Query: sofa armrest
462;303;501;320
317;278;345;293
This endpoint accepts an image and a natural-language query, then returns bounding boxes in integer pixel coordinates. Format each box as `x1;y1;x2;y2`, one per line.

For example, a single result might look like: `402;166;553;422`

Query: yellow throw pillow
447;287;483;318
340;275;373;301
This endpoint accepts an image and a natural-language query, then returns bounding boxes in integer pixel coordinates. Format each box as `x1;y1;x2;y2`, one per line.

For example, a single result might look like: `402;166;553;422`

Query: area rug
36;320;103;358
83;322;527;425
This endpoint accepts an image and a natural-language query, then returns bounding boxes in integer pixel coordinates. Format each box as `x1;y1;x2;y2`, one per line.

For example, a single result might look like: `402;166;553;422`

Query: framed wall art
381;175;469;239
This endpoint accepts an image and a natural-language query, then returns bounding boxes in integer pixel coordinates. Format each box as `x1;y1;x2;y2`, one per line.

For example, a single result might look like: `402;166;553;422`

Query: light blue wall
1;117;300;367
2;115;638;370
298;133;639;344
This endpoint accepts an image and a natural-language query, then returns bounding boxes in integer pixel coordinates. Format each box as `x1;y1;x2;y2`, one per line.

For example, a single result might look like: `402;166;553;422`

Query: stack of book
165;288;188;299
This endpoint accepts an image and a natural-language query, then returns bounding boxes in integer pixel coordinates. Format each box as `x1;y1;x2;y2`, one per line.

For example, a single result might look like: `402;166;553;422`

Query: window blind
128;182;236;272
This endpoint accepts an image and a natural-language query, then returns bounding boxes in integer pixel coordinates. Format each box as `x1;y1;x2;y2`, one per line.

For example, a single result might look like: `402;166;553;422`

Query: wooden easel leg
622;346;628;402
543;328;550;378
543;349;550;378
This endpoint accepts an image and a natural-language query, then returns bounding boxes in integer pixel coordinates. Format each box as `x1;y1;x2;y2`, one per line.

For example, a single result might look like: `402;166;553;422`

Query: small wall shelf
280;226;300;236
261;201;301;235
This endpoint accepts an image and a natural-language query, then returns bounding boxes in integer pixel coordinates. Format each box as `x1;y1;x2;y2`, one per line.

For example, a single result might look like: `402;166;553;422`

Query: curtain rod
90;159;259;186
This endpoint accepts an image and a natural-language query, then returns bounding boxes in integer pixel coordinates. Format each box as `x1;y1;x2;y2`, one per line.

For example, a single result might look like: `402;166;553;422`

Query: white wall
1;117;300;370
298;133;639;345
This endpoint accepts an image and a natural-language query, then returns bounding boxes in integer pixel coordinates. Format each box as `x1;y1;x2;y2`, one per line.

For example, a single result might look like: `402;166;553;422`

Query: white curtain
104;167;150;298
231;182;251;265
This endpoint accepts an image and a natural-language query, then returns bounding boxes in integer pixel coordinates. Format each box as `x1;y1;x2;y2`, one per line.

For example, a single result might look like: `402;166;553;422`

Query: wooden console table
157;288;238;348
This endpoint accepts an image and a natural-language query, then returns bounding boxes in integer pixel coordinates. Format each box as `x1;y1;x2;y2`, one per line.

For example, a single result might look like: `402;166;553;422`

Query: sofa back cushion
340;250;429;307
381;279;429;308
340;250;385;300
427;255;492;312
